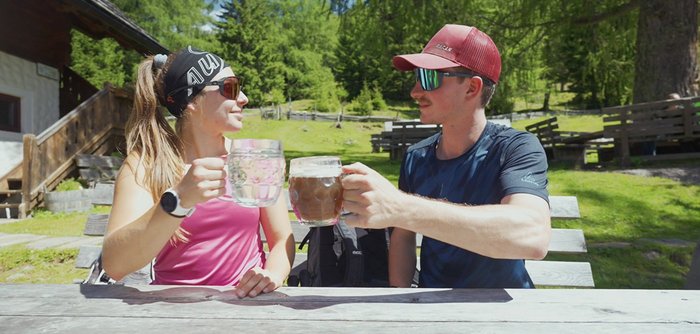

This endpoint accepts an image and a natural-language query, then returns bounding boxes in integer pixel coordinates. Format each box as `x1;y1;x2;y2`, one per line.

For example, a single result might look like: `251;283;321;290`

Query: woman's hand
174;157;227;208
234;267;284;298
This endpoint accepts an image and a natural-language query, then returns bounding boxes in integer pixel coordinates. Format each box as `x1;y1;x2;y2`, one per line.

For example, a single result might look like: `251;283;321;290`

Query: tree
275;0;343;110
70;0;219;87
113;0;219;51
217;0;285;106
70;30;128;88
541;0;637;108
633;0;698;102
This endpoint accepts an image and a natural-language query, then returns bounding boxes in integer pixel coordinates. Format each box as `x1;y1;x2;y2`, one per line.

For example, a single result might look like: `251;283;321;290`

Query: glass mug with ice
225;139;285;207
288;156;344;227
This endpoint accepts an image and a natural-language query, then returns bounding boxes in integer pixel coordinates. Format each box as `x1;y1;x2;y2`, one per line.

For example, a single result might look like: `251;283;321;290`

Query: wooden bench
686;240;700;289
76;154;123;186
372;119;514;160
371;121;442;160
602;97;700;166
525;117;612;167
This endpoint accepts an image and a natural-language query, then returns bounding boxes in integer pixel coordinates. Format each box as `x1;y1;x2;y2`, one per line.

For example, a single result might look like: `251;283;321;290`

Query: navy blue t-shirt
398;122;549;288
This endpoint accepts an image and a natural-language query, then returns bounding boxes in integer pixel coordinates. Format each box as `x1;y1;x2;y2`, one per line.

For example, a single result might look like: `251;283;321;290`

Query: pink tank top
152;184;266;286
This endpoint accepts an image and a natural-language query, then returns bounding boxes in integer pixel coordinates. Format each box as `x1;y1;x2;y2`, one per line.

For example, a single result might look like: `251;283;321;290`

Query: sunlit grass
0;206;110;237
0;245;87;284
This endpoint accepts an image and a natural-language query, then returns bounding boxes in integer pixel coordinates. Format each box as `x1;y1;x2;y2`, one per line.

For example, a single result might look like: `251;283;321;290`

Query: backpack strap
335;221;364;287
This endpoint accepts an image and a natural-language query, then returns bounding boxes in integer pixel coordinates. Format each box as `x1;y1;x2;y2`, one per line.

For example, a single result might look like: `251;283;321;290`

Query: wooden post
21;134;37;218
683;106;692;137
620;110;630;167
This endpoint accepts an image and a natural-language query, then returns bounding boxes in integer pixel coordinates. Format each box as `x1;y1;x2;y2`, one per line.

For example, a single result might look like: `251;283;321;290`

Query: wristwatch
160;188;195;218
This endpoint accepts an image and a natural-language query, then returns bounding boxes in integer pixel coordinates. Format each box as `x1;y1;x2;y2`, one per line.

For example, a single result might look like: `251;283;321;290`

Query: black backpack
288;220;389;287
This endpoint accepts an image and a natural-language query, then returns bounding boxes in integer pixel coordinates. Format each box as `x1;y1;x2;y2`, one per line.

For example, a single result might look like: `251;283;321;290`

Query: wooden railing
19;84;132;218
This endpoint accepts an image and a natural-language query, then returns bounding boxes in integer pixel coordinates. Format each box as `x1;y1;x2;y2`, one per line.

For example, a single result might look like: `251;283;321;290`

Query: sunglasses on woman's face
167;76;243;101
206;76;242;100
414;68;473;91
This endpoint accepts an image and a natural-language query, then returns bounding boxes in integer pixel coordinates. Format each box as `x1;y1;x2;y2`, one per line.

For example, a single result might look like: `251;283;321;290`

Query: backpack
288;220;389;287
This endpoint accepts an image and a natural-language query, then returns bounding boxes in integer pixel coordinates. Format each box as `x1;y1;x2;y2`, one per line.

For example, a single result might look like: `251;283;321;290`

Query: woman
102;46;294;298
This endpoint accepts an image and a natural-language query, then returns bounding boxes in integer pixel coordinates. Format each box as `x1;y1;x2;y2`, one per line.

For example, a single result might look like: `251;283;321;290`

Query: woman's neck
179;123;229;163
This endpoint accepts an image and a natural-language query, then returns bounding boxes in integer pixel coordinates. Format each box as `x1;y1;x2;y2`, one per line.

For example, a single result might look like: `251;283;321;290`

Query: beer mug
288;156;343;226
226;139;285;207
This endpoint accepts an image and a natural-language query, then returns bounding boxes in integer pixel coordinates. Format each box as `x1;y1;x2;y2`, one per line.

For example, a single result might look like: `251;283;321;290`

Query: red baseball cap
392;24;501;84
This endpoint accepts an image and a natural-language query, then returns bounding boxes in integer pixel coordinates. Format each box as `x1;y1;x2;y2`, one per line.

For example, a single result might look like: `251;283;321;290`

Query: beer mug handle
218;154;235;202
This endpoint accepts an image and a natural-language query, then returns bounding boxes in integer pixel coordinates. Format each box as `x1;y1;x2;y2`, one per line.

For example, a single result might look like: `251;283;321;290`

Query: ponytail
125;56;185;204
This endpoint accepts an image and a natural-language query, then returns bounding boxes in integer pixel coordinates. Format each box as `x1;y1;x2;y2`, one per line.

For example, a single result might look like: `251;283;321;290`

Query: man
341;24;551;288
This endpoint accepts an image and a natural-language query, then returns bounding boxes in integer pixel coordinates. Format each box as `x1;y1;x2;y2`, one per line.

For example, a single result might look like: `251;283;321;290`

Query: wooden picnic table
1;284;698;333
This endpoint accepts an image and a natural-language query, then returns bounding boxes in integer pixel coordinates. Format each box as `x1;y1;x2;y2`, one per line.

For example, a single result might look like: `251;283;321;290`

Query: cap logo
435;43;452;52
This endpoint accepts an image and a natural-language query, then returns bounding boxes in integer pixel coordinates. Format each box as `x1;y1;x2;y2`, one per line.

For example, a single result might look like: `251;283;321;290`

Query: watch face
160;191;178;213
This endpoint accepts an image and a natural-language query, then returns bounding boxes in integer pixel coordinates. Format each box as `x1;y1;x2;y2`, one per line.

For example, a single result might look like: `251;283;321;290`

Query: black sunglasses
167;76;243;101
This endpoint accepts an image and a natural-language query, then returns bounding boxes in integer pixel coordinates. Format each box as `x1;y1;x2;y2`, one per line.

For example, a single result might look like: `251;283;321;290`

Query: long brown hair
125;55;189;242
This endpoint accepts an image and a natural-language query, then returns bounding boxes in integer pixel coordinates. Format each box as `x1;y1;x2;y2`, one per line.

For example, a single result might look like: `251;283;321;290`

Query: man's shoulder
489;123;540;146
406;132;440;155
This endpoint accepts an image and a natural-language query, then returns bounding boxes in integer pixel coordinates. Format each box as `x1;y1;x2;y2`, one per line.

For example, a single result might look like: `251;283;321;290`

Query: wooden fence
260;108;399;123
18;84;131;218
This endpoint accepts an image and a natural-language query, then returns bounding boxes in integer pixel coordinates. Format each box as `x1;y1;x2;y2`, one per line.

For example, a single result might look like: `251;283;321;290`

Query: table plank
1;317;695;333
549;195;581;219
0;284;698;334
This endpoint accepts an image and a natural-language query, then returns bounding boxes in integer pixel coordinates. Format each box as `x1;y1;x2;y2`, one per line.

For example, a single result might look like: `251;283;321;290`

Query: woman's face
191;67;249;134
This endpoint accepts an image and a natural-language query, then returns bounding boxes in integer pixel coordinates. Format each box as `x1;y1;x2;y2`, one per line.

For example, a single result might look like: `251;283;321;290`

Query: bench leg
685;241;700;289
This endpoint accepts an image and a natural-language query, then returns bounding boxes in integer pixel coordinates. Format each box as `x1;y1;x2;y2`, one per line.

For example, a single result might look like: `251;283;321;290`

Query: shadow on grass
559;187;700;243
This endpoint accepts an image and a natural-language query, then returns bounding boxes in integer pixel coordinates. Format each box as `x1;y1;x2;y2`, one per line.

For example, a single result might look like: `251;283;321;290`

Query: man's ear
466;76;484;99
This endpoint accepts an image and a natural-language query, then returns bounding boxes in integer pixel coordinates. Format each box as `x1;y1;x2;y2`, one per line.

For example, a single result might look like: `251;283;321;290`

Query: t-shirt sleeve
499;132;549;204
398;155;409;192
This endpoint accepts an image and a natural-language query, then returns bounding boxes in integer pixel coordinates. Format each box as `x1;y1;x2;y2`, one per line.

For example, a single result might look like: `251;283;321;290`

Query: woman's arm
101;154;183;281
234;195;294;298
102;154;227;281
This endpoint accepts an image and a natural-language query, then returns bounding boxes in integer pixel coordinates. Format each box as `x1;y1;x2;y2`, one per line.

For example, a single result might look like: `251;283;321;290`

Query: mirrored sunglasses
414;68;473;91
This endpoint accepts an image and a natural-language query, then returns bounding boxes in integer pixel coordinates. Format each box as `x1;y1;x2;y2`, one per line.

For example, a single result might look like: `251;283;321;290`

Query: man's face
410;68;474;124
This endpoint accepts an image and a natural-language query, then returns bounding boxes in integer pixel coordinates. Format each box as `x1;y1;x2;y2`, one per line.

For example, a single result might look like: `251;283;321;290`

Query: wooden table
1;284;699;333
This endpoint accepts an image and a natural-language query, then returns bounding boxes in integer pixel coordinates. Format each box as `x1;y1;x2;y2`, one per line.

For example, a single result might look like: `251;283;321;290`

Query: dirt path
612;166;700;185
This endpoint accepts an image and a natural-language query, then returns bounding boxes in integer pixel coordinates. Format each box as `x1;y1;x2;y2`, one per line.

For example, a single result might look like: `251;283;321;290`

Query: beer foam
289;166;341;178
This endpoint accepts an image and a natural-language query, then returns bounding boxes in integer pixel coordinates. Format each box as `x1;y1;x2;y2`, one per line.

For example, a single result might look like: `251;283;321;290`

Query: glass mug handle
218;154;235;202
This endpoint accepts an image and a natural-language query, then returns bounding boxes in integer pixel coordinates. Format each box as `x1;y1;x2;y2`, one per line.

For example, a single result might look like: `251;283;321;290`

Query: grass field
1;110;698;288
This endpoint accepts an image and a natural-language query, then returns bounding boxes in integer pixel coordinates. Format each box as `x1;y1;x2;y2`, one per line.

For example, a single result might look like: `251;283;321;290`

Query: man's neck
436;112;488;160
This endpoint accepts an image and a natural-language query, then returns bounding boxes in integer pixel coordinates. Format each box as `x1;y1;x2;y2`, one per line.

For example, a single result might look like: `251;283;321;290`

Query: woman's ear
184;95;204;116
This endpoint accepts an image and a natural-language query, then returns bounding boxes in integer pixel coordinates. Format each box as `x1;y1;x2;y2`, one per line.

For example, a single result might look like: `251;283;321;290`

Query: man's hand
234;267;283;298
341;162;407;229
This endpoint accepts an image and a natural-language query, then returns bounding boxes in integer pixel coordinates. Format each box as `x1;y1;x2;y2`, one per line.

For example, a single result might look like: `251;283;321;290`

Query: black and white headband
159;46;229;117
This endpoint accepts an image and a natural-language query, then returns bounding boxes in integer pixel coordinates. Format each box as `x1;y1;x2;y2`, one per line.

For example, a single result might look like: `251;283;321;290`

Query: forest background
70;0;699;116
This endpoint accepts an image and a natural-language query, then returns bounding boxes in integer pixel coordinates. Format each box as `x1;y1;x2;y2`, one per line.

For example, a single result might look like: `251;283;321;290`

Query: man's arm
388;227;417;287
342;163;551;260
